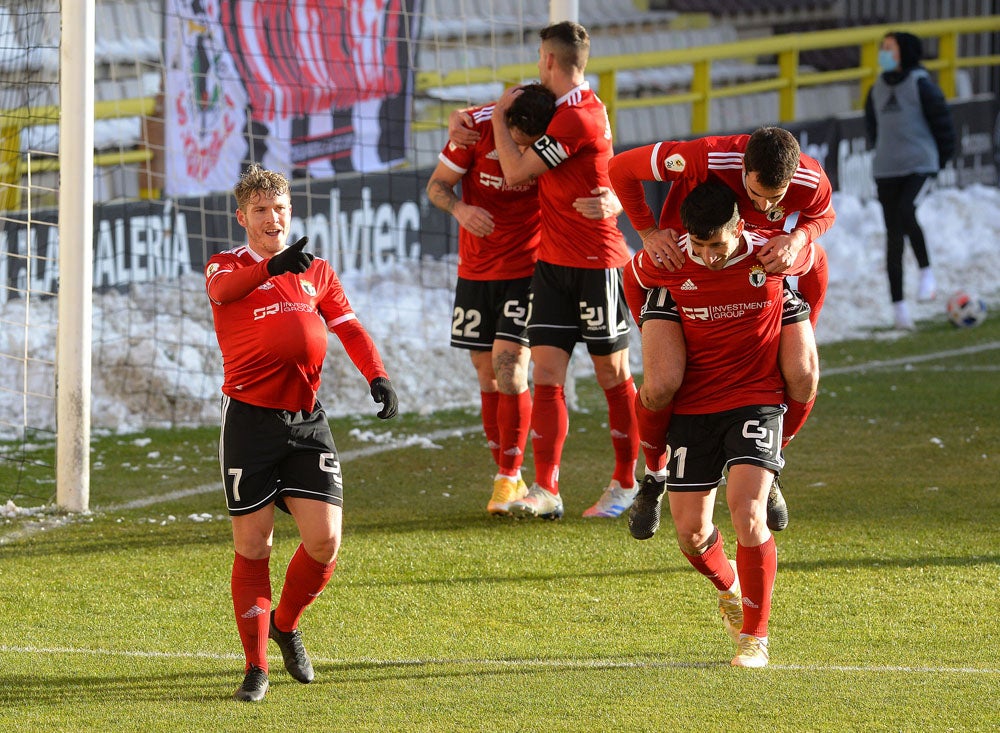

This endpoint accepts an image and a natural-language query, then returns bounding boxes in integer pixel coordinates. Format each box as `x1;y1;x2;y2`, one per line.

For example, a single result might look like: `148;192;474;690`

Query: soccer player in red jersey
206;164;397;702
609;127;829;530
481;21;639;520
430;85;623;516
633;182;815;668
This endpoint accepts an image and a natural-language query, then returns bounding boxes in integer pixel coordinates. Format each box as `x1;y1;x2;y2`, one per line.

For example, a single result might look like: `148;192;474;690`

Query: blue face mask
878;49;899;73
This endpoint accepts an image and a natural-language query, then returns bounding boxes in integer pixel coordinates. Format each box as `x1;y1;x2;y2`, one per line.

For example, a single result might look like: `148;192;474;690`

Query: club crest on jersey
663;153;686;173
766;205;786;222
206;263;219;277
301;280;317;297
748;265;766;287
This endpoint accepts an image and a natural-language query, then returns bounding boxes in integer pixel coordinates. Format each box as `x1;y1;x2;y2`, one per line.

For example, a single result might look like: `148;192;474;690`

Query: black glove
369;377;398;420
266;236;314;276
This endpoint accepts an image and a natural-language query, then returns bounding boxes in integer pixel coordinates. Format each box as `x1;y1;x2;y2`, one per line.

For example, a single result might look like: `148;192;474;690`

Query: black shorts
451;276;531;350
527;260;632;356
641;280;811;327
665;405;785;492
219;396;343;516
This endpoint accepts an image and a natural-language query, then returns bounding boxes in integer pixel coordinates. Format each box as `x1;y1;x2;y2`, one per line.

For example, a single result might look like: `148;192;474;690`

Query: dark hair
743;127;800;189
233;163;290;209
539;21;589;71
505;83;557;137
680;182;740;240
888;31;924;70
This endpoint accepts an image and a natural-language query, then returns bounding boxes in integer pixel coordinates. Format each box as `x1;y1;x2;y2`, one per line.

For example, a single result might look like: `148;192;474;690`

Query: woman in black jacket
865;31;957;330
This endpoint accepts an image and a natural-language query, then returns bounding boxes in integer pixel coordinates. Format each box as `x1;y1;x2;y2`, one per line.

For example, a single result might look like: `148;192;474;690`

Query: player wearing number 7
637;182;816;668
206;164;398;702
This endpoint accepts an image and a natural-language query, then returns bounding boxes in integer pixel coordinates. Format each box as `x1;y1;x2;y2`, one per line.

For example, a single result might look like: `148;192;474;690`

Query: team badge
301;280;317;297
664;153;686;173
766;205;786;222
206;263;219;277
748;265;766;287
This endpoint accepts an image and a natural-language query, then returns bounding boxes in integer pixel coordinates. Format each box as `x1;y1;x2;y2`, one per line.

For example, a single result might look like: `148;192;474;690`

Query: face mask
878;49;899;72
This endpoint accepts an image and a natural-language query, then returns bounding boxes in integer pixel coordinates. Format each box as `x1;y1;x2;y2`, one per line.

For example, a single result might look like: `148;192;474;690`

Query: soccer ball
946;291;987;328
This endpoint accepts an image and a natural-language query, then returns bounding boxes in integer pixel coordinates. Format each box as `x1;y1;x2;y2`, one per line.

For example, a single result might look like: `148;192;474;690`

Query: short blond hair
233;163;290;210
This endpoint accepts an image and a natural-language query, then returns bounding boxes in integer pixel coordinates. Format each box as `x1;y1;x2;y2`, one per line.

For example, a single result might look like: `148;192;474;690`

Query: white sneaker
582;480;638;518
731;634;769;668
510;483;564;520
917;268;937;302
893;301;914;330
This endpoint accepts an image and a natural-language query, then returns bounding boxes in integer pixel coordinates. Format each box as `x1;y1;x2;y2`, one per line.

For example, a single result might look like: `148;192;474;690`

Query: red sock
635;390;672;473
531;384;567;493
497;389;531;476
231;552;271;672
782;395;815;448
681;529;736;592
736;537;777;638
605;377;638;488
480;390;501;467
797;243;828;328
273;543;336;633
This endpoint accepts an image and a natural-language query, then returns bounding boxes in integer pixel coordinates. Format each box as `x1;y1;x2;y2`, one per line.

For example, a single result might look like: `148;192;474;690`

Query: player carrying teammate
638;181;815;668
609;127;832;532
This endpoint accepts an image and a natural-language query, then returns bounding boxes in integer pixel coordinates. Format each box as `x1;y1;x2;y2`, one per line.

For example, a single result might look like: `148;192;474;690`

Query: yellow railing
2;17;999;210
0;97;157;210
416;16;1000;134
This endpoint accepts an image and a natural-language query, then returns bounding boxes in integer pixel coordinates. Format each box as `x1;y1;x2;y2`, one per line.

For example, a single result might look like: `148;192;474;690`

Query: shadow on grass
311;655;727;684
0;668;237;706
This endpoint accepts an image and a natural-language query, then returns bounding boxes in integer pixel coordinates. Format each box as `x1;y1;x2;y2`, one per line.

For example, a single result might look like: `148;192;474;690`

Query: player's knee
641;379;680;411
304;535;340;565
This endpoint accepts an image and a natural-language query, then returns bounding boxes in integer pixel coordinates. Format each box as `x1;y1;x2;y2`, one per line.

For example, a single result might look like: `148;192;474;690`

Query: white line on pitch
821;340;1000;375
1;645;997;676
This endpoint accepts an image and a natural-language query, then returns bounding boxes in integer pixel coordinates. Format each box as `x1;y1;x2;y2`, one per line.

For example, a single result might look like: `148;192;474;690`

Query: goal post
55;0;94;513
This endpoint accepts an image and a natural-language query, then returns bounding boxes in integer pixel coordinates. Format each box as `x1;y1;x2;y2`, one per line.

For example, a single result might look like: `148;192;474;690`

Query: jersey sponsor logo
478;171;533;192
681;299;773;321
681;278;697;290
663;153;686;173
253;301;317;321
748;265;767;288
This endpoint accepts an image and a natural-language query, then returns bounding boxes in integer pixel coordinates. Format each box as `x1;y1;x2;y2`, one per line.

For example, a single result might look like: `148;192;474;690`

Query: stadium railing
1;16;998;210
415;16;1000;136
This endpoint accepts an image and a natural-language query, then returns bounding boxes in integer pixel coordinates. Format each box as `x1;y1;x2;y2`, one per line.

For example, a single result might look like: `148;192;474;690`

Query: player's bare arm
573;186;622;220
447;107;480;148
757;229;809;273
640;227;685;271
491;86;549;186
426;162;496;238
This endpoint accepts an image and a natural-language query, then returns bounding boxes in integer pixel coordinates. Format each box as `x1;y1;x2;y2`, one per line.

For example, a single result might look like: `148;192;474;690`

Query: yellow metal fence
1;16;999;210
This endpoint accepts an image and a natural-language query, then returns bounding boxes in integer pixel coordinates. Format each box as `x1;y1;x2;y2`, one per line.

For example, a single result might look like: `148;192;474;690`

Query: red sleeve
608;144;660;233
792;168;836;243
331;318;388;384
206;258;270;304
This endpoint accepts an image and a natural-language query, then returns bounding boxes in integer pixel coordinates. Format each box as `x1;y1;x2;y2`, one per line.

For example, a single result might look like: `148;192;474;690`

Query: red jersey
206;245;386;412
610;134;835;240
438;103;539;280
529;82;629;269
630;230;813;414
